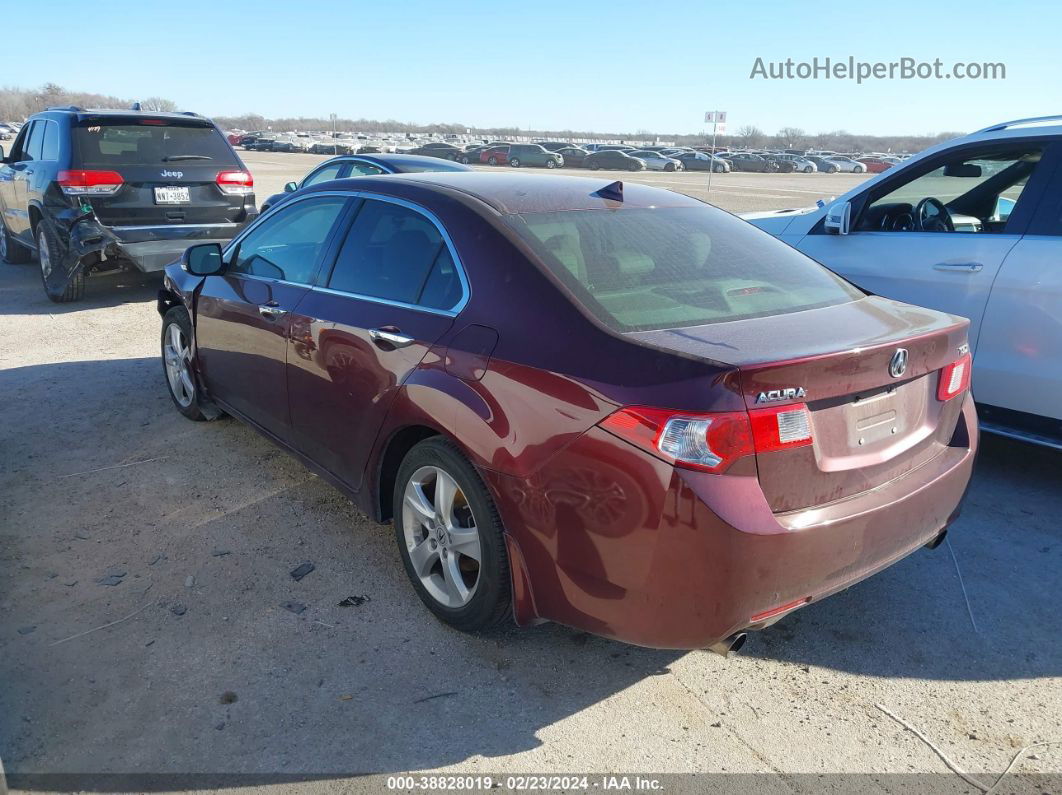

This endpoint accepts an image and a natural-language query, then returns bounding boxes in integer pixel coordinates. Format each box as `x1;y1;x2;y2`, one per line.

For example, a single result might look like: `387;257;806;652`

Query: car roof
342;153;473;172
305;171;705;214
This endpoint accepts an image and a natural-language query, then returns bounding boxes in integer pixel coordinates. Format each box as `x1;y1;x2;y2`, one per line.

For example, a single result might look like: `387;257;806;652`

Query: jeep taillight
216;170;253;195
57;170;124;195
937;353;972;401
600;403;814;474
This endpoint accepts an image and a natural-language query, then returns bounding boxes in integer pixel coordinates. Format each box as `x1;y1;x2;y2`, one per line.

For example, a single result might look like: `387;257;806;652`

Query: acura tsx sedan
158;172;977;651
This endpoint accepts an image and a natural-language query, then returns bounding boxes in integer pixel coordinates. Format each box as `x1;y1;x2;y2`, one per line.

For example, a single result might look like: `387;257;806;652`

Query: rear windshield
72;121;239;168
507;206;863;331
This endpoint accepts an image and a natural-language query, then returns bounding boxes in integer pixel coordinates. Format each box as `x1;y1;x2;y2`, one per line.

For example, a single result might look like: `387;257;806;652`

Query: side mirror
183;243;224;276
824;201;852;235
284;181;298;193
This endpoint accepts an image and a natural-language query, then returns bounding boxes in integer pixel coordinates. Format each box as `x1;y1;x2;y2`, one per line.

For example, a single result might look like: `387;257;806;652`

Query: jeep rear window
508;206;863;331
72;121;239;168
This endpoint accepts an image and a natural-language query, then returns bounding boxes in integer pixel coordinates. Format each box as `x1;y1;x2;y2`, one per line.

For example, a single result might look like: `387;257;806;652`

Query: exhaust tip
708;632;748;657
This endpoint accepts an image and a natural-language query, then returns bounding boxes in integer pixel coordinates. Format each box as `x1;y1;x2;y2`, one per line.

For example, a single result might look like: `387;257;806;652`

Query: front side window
508;205;863;332
302;163;344;187
859;145;1045;233
327;199;462;310
230;196;347;283
25;121;45;161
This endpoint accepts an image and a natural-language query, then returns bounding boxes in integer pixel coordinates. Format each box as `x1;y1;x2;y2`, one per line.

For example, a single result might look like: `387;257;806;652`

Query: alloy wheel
163;322;195;408
38;229;51;279
401;465;482;608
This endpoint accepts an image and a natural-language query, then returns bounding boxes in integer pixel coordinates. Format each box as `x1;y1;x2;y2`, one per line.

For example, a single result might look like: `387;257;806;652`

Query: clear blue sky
6;0;1057;136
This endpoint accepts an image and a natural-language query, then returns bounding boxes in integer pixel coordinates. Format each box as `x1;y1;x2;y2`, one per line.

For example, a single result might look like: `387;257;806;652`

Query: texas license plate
154;186;190;204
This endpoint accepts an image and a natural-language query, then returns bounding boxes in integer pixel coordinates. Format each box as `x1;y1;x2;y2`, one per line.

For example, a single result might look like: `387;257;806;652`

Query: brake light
937;353;972;401
216;170;253;195
600;407;754;473
600;402;815;474
748;403;813;451
57;169;124;195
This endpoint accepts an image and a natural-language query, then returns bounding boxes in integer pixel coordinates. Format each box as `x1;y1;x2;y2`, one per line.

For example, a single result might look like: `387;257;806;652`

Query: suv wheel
487;156;498;166
161;307;223;421
394;437;512;632
1;221;31;264
38;223;84;303
589;161;600;170
545;159;556;169
509;158;520;167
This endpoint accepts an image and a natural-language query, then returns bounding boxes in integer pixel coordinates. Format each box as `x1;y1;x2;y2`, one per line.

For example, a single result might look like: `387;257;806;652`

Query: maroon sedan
158;173;977;651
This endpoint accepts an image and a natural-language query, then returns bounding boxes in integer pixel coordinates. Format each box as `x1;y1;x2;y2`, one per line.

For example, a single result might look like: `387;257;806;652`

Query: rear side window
41;121;60;160
72;121;239;168
508;206;863;331
327;199;462;310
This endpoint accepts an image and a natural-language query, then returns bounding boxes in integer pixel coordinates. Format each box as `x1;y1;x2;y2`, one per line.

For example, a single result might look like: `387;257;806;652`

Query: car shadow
0;256;163;315
1;358;1059;785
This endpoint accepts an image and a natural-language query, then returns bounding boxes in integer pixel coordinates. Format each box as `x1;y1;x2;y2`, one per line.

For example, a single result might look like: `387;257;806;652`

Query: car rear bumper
487;393;977;649
101;223;248;272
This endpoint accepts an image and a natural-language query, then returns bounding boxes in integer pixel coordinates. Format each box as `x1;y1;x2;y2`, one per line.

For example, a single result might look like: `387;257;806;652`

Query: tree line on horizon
0;83;962;155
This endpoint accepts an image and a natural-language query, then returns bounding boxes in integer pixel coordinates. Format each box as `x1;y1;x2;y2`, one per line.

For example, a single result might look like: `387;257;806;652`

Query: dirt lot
1;152;1060;791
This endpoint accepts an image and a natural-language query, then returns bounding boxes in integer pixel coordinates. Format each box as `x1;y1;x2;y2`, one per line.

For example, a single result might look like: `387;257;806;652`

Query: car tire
827;166;838;174
664;163;675;172
804;166;813;173
628;162;641;172
546;159;556;169
589;161;600;170
855;166;866;173
509;158;520;167
488;156;498;166
161;306;223;422
37;222;84;303
459;155;470;164
0;220;31;264
393;436;512;632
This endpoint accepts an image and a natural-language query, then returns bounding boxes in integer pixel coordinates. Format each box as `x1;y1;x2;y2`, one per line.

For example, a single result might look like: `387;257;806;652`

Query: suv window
859;145;1045;233
508;206;863;331
25;121;45;161
41;121;60;160
327;199;461;309
231;196;347;283
72;120;239;168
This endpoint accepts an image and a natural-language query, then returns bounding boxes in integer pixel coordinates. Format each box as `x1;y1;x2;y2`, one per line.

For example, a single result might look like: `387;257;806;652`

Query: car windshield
72;121;239;167
507;206;863;331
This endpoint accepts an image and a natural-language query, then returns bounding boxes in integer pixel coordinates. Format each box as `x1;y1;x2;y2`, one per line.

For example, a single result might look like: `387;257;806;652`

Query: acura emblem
889;348;909;378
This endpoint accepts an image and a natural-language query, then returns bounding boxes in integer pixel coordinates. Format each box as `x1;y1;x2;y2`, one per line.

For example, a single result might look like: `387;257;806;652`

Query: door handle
258;301;287;319
369;328;415;348
933;262;984;272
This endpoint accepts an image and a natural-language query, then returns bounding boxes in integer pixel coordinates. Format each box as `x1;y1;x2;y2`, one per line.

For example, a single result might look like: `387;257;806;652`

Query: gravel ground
0;152;1060;792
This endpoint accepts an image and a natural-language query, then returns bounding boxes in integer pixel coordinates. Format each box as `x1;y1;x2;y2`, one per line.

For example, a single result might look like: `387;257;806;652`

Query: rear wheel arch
28;205;43;237
376;425;445;523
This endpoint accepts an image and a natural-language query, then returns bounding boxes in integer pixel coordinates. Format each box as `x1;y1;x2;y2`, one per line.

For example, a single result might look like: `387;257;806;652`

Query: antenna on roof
594;180;623;202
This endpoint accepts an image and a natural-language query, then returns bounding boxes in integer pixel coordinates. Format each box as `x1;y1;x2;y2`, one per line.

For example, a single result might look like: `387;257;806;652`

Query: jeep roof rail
975;114;1062;134
45;105;85;112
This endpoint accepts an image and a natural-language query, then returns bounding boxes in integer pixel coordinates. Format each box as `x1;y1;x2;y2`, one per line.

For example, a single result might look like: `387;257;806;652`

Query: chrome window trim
224;189;471;316
111;222;240;231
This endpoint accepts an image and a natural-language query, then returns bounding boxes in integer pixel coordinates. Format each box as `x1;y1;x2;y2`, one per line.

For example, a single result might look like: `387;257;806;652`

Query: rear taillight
749;403;813;451
216;170;253;195
600;401;815;474
57;169;124;195
937;353;972;401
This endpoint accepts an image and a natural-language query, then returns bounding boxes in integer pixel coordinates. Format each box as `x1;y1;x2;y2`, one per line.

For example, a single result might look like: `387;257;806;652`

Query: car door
973;152;1062;421
795;141;1058;354
287;196;465;491
0;121;41;241
194;194;351;441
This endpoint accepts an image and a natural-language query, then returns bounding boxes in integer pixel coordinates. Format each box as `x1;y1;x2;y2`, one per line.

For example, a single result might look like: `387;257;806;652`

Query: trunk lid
627;296;970;512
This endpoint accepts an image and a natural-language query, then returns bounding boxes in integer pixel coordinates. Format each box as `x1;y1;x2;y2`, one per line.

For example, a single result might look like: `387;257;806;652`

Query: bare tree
141;97;178;112
778;127;806;149
736;124;764;148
